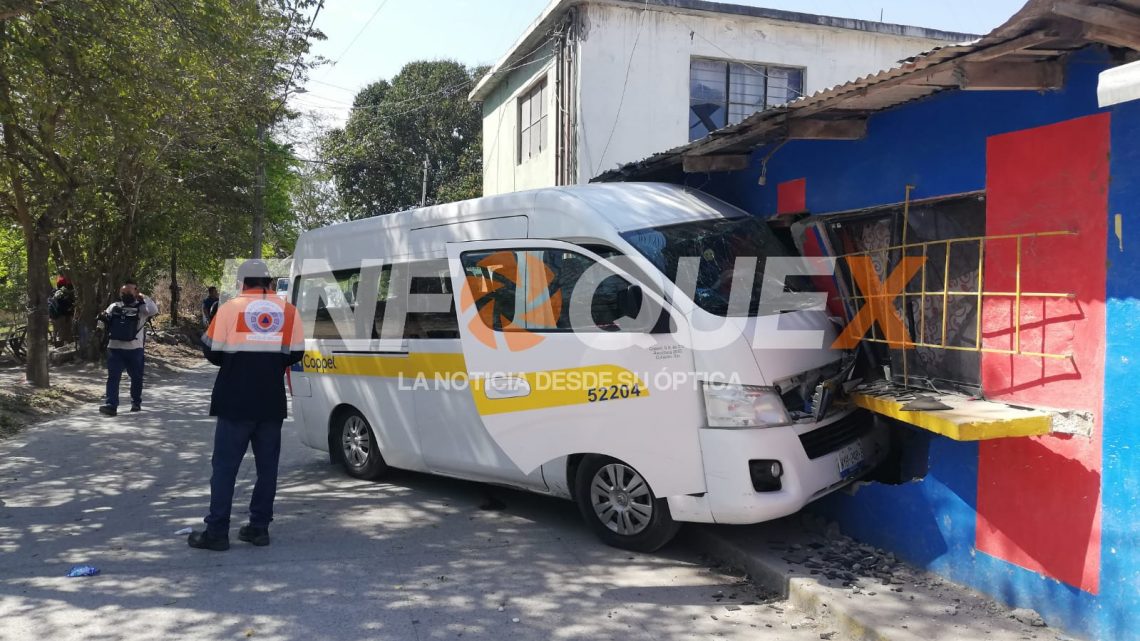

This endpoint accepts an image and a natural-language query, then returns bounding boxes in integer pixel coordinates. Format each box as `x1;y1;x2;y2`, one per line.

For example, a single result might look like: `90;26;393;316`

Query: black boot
238;524;270;546
187;530;230;551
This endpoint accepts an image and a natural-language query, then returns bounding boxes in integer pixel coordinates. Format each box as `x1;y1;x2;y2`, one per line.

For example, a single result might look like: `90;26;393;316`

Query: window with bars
689;58;804;141
517;79;548;164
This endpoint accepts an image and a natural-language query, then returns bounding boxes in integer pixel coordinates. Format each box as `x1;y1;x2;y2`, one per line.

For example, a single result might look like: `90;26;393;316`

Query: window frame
688;57;805;141
296;261;461;342
460;246;664;335
517;78;549;165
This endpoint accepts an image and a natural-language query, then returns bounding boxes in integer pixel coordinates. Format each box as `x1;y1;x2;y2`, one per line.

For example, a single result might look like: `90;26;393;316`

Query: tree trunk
24;219;50;387
252;121;266;259
170;244;179;325
73;274;103;361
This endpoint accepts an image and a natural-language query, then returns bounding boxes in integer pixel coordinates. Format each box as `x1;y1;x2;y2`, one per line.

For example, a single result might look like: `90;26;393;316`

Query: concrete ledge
850;385;1052;441
685;519;1075;641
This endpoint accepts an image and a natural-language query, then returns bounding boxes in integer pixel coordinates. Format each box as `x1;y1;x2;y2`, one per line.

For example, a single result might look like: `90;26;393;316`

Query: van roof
296;182;740;249
289;182;743;264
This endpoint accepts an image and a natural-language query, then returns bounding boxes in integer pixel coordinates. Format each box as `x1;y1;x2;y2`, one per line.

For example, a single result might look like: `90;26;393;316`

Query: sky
290;0;1030;128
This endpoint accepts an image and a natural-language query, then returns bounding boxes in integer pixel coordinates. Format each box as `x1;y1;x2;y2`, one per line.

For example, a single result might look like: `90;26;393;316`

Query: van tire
334;409;388;480
574;455;680;552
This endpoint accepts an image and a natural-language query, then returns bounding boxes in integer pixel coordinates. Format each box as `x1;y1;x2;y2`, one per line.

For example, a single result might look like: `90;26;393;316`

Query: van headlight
702;383;792;428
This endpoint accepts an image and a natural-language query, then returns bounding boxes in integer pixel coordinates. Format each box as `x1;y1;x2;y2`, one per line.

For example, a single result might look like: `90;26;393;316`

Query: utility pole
421;153;429;207
252;121;266;259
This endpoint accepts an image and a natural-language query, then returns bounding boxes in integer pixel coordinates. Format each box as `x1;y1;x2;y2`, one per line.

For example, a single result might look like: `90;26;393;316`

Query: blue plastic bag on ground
66;565;100;577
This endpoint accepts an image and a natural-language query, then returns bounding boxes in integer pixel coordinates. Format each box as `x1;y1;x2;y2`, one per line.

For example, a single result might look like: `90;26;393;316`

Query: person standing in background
98;282;159;416
202;286;220;326
49;276;76;346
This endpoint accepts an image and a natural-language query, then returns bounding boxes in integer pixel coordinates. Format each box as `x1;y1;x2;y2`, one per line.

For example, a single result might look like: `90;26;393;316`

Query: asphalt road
0;365;831;641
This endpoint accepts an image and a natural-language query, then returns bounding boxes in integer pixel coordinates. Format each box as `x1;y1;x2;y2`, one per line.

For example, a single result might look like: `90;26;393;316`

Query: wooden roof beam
1053;2;1140;36
1084;24;1140;50
969;32;1060;61
787;118;868;140
682;154;750;173
955;61;1065;90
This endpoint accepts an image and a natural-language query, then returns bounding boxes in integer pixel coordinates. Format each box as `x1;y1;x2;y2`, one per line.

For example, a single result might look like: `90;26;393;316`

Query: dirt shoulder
0;341;208;441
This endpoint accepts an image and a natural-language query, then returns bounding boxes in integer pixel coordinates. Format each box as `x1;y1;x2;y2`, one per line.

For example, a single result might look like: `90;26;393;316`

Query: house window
689;58;804;141
518;79;548;163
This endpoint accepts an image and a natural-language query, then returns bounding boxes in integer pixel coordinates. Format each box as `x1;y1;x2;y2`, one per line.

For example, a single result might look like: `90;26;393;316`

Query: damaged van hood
738;310;845;385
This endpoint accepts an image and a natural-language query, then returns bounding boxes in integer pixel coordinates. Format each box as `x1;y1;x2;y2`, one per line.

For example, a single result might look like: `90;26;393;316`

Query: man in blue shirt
202;286;219;325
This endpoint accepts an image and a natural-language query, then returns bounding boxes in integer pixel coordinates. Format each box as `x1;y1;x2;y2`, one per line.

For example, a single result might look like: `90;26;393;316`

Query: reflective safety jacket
203;289;305;421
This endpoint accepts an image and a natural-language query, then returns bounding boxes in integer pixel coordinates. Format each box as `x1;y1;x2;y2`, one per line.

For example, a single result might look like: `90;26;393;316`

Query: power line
328;0;391;67
271;0;325;122
307;78;360;92
593;0;650;176
291;38;557;118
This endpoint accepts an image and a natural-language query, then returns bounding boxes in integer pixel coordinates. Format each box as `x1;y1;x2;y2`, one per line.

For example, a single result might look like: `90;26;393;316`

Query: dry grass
0;339;207;441
0;382;103;439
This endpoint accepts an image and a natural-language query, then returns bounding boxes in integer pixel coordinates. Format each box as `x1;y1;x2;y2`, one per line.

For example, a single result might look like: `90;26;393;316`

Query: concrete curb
685;522;1071;641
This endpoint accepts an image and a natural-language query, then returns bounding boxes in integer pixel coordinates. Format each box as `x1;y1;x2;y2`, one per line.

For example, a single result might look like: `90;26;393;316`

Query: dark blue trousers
204;417;283;536
106;348;144;408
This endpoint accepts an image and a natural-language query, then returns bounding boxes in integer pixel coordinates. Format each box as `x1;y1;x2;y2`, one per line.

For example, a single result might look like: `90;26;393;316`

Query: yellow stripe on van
300;351;648;416
300;350;466;379
471;364;648;416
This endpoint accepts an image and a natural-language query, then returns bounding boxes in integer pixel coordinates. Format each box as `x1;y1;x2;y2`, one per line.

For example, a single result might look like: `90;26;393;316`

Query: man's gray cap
237;259;271;281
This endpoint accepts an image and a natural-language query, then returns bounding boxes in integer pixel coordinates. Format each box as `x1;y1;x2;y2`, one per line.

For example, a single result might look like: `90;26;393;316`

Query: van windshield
621;216;791;317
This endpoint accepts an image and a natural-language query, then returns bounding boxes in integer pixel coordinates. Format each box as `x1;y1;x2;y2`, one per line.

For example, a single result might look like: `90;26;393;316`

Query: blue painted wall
678;50;1140;640
1098;96;1140;640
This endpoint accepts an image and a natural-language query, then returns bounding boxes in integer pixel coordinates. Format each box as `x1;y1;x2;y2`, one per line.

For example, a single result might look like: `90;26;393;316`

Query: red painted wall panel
777;178;807;215
977;114;1108;594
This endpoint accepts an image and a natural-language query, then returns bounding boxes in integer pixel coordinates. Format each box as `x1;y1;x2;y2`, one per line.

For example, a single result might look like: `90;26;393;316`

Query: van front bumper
692;409;886;525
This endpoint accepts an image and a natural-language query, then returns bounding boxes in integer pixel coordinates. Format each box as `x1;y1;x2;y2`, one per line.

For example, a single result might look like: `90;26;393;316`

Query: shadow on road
0;369;788;641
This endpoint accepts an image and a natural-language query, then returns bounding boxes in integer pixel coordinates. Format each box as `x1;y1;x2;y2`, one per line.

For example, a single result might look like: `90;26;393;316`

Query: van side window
297;261;461;342
404;260;460;340
374;260;459;340
460;249;657;333
297;268;361;340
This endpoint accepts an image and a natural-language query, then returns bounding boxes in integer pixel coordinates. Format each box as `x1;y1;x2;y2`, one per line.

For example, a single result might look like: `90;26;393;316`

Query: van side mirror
617;284;643;319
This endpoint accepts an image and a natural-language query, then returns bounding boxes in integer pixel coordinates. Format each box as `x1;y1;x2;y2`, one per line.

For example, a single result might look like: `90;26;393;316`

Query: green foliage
0;0;326;380
0;225;27;323
322;60;484;217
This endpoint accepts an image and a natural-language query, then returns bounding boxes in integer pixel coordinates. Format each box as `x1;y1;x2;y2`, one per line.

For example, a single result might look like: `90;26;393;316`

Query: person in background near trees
188;259;304;552
48;276;76;346
202;286;219;326
97;281;159;416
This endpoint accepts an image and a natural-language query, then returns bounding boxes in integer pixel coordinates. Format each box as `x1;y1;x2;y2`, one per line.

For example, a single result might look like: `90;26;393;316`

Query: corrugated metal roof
595;0;1130;182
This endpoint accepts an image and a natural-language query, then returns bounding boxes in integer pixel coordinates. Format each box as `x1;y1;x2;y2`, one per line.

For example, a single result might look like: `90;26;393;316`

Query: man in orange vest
188;259;305;551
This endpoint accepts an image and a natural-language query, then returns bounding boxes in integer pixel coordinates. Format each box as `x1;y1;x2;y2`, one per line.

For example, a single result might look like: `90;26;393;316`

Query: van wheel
574;455;680;552
335;410;388;480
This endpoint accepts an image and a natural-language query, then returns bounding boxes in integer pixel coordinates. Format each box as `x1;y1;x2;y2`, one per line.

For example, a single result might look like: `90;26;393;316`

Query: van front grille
799;410;872;460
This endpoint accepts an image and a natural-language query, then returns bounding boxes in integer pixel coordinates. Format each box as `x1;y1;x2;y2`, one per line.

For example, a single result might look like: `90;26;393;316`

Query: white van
275;276;291;302
289;183;886;551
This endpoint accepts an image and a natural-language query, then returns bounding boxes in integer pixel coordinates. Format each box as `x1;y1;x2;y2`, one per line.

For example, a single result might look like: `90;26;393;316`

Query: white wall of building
479;3;960;194
575;4;954;183
481;46;558;196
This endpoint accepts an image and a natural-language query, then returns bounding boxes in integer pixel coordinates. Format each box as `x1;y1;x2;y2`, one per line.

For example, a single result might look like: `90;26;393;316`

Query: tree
0;0;60;21
0;0;322;385
322;60;484;218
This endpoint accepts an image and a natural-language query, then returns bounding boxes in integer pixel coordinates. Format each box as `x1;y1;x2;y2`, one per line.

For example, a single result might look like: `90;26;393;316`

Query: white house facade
471;0;974;196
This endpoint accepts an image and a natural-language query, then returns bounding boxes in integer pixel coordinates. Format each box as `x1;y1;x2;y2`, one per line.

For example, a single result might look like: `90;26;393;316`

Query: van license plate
837;441;867;479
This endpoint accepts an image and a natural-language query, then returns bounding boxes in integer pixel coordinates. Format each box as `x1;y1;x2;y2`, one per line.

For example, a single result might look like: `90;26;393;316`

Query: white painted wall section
575;3;954;182
481;47;558;196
